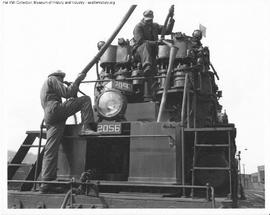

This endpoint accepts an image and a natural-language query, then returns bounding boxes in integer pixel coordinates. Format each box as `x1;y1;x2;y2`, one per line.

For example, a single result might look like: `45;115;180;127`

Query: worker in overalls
132;10;175;76
39;70;98;193
132;10;174;100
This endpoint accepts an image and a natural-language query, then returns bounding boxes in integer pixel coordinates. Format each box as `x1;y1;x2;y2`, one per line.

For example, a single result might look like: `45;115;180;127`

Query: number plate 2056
97;123;122;134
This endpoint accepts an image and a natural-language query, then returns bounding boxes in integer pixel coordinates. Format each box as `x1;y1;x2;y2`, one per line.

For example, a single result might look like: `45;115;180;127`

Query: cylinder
173;65;187;88
116;45;131;64
100;45;117;66
131;69;143;86
158;69;167;89
158;45;170;59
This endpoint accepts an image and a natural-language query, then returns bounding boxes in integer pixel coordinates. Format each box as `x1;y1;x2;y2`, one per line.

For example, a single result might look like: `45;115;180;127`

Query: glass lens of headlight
97;90;125;118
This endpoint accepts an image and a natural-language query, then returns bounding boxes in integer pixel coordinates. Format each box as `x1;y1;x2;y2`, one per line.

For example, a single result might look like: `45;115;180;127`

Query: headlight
96;89;127;119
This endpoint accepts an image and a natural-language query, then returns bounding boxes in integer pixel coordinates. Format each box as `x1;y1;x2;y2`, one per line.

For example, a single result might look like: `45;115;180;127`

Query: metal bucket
158;45;170;59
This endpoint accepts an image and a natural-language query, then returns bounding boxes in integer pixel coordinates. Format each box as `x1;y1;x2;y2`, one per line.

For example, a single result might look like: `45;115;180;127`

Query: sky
1;0;270;178
1;0;270;214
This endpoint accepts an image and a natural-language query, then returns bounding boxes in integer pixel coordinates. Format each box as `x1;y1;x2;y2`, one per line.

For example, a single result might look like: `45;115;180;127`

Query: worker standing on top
132;9;175;76
39;70;98;193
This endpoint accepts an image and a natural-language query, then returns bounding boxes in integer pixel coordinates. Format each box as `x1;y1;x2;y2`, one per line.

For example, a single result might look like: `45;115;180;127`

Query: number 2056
97;124;121;134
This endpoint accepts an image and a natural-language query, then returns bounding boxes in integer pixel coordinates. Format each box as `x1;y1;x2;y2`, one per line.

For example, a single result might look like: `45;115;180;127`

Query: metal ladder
191;128;233;198
8;120;46;191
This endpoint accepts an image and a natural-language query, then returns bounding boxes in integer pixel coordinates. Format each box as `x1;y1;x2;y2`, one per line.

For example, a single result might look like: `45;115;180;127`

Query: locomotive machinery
8;5;238;208
81;29;237;203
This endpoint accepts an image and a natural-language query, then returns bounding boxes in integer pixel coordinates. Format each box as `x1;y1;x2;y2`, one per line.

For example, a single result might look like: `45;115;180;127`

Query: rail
8;179;216;208
63;134;175;147
81;65;201;84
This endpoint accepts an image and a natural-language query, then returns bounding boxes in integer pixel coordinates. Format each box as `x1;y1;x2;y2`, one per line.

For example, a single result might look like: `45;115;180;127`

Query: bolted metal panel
128;122;182;183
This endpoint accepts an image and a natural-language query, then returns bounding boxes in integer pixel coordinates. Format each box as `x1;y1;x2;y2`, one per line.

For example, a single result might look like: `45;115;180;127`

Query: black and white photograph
1;0;269;214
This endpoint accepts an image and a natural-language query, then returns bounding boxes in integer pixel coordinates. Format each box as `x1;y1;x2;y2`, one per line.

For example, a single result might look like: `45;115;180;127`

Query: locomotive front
57;28;237;201
7;5;239;208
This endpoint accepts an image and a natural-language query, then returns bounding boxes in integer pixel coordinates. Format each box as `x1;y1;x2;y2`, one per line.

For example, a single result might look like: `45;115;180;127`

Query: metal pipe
60;189;72;208
180;73;189;197
157;44;178;122
210;186;216;208
96;62;100;80
81;70;200;84
228;131;232;197
210;62;219;80
81;5;137;75
63;134;174;140
160;5;174;40
180;73;189;126
187;85;190;128
8;179;211;189
191;130;198;198
181;126;186;197
193;93;197;128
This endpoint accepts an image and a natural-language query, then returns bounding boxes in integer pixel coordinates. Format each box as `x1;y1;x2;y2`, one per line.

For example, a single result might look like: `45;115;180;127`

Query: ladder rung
195;144;229;147
8;163;33;167
21;145;45;148
193;167;230;170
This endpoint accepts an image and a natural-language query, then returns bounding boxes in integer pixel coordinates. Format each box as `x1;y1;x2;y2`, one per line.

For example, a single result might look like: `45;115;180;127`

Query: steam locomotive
8;6;238;208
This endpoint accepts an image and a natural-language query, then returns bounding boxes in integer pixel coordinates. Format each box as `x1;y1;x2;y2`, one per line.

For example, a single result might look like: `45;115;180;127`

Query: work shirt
133;20;162;50
40;76;79;120
132;19;175;51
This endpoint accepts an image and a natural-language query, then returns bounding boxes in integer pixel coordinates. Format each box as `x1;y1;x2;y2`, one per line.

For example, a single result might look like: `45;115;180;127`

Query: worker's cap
143;10;154;20
48;70;66;78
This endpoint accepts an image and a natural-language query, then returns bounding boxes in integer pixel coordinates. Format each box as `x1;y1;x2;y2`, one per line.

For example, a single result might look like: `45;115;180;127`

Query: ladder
190;128;233;198
8;120;46;191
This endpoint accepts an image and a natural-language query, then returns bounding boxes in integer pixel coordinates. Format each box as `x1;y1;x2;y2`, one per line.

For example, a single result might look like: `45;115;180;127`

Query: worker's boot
80;124;100;136
39;183;66;194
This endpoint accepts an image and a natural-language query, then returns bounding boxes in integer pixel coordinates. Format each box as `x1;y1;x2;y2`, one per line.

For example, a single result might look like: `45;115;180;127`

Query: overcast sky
1;0;270;178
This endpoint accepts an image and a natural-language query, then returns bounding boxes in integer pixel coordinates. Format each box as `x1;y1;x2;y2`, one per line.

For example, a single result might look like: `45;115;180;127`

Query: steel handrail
8;179;216;208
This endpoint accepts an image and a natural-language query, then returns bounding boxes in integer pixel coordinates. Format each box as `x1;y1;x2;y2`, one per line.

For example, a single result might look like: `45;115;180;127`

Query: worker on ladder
39;70;98;193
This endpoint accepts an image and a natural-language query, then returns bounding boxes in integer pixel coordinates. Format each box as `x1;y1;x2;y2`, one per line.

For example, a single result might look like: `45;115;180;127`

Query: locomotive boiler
8;5;238;208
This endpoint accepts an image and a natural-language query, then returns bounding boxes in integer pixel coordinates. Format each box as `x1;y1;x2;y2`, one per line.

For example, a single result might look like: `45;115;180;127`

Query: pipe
180;73;189;196
160;5;174;40
61;189;72;208
157;43;178;122
81;65;201;83
180;73;189;126
210;186;216;208
81;5;137;75
210;62;219;80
